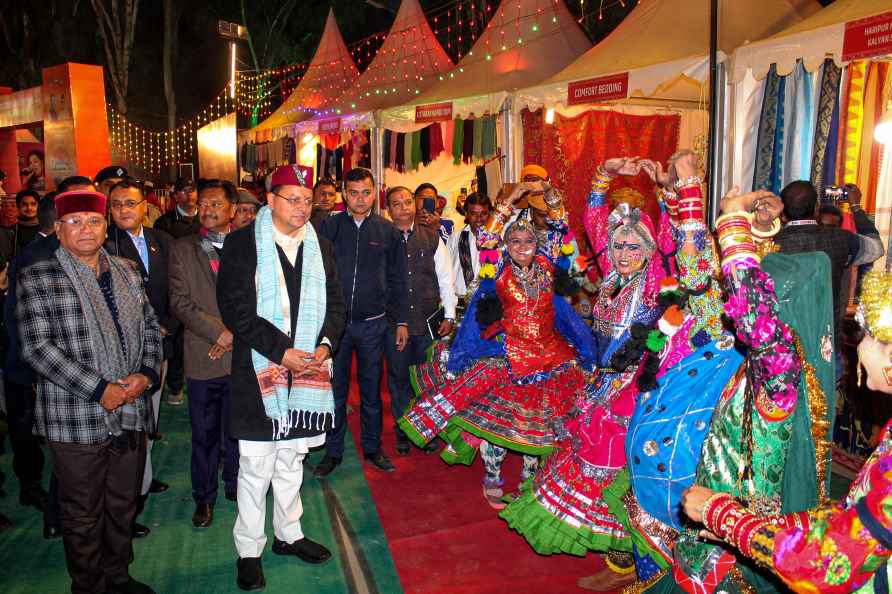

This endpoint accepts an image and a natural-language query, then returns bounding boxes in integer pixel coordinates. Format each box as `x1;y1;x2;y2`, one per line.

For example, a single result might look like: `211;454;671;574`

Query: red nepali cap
270;165;314;189
55;190;107;219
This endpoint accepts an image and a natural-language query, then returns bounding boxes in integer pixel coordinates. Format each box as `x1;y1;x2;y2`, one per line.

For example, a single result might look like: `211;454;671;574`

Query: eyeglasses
273;192;312;207
198;200;229;210
60;216;105;229
109;198;146;210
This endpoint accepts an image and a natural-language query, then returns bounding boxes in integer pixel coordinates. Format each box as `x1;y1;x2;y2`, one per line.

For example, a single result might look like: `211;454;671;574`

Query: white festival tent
511;0;820;193
379;0;591;203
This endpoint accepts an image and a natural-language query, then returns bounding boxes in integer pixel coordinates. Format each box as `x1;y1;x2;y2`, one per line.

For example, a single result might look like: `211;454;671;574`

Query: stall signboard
319;118;341;135
567;72;629;106
415;102;453;123
843;11;892;62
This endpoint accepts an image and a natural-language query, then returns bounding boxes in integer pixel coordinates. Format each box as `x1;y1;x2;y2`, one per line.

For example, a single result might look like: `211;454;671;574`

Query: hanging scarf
753;64;781;190
452;118;465;165
56;247;149;436
198;227;227;276
252;206;333;438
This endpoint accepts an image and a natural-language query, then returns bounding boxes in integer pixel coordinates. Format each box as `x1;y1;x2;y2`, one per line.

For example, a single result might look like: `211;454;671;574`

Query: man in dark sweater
314;168;409;477
776;181;883;338
217;165;345;591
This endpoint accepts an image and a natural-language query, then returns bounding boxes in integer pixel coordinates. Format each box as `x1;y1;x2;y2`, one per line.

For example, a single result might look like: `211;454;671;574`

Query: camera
824;185;849;202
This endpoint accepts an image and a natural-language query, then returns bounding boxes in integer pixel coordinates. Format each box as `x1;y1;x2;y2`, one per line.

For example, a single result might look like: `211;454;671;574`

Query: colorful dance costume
638;213;836;594
690;269;892;594
500;166;678;557
398;189;596;489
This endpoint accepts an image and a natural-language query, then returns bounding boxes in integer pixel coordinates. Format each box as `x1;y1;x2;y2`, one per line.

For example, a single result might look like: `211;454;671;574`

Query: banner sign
415;102;453;123
567;72;629;105
319;118;341;135
843;11;892;61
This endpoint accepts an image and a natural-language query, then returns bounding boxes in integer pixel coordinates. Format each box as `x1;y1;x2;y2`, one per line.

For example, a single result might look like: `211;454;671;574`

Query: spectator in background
168;179;239;529
155;177;200;239
18;189;161;594
384;186;455;456
104;178;178;538
818;203;844;228
9;189;41;254
0;194;17;227
93;166;128;198
155;177;200;407
233;188;261;230
315;168;408;477
3;192;61;538
775;181;884;379
448;192;492;303
310;178;338;231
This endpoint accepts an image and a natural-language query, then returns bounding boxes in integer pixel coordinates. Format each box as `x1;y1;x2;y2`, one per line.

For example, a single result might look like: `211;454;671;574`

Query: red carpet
344;363;618;594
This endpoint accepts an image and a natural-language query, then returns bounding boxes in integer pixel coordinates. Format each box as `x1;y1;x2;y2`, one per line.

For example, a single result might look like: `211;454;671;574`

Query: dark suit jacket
169;234;230;380
154;209;200;240
217;223;346;441
4;233;59;384
105;224;179;358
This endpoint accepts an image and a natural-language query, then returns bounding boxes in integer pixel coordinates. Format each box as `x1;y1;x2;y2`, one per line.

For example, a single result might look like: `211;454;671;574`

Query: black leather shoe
148;479;168;494
192;503;214;528
363;451;396;472
108;577;155;594
132;521;151;538
236;556;265;591
19;484;48;511
43;522;62;540
225;490;237;502
272;537;332;564
312;455;341;478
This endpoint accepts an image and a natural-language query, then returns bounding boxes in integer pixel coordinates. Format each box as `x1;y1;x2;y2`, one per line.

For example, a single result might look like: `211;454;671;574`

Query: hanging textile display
838;61;868;186
753;64;782;192
381;118;498;174
810;59;843;190
522;108;680;256
782;61;814;186
858;62;889;213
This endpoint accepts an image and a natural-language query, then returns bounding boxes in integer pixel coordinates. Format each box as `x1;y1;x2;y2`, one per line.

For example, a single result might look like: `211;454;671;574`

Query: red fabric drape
522;108;681;254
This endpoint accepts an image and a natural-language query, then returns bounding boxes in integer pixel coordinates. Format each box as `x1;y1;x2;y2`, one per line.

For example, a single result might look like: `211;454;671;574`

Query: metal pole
706;0;719;225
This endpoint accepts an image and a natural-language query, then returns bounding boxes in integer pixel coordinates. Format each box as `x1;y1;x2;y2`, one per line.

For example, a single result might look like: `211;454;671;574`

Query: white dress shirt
447;225;480;299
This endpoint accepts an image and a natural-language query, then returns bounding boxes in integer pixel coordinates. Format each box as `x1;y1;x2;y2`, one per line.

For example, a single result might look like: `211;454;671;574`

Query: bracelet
675;176;703;191
750;217;781;239
544;188;564;209
702;492;732;530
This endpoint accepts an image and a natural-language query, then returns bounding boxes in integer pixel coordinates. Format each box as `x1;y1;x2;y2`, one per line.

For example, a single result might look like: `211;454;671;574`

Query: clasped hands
209;329;233;360
100;373;151;412
281;344;331;378
603;150;700;187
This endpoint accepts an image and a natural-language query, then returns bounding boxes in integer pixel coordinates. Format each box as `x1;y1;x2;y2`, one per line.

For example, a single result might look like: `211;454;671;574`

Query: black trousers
49;432;146;594
3;378;45;488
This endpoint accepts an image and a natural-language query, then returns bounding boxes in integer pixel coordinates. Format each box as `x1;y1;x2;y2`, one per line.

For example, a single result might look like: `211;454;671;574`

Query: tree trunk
163;0;177;177
90;0;141;115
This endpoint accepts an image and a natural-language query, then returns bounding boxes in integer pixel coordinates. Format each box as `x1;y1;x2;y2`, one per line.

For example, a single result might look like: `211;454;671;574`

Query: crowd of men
0;162;492;593
0;158;877;594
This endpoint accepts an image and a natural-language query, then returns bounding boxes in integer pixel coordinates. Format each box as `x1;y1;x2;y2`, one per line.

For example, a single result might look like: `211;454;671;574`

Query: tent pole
706;0;719;226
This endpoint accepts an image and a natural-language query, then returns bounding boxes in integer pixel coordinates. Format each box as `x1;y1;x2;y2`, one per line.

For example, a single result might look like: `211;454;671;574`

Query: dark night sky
2;0;837;132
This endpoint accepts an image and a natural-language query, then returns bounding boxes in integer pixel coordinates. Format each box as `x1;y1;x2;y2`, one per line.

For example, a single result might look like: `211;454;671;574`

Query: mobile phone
422;197;436;214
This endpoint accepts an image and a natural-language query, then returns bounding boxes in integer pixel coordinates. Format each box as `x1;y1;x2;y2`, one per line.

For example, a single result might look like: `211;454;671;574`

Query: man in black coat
314;168;409;477
217;165;345;591
104;178;179;537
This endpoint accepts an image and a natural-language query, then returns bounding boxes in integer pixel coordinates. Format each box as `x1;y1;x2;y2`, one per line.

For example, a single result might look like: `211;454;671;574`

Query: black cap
94;165;128;185
174;177;195;192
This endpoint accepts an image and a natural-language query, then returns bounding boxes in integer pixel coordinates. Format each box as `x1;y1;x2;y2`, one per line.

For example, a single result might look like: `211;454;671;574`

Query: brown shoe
577;567;637;591
192;503;214;528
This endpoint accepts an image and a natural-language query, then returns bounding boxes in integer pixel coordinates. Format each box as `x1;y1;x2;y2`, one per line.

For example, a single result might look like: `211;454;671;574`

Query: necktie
134;235;150;273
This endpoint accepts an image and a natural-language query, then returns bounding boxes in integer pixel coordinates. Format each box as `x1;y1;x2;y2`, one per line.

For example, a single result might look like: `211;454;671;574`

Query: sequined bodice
497;256;575;379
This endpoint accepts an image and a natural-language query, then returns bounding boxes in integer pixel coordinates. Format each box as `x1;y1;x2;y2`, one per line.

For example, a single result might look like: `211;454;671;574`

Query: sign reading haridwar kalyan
567;72;629;106
843;10;892;61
